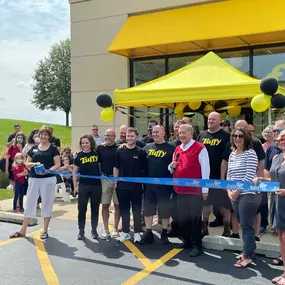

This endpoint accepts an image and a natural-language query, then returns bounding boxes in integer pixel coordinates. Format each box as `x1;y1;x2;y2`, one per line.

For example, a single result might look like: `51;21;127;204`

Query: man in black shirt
197;112;231;237
48;126;61;151
114;128;147;243
117;125;145;148
97;128;120;239
140;125;175;245
7;124;21;146
141;119;158;144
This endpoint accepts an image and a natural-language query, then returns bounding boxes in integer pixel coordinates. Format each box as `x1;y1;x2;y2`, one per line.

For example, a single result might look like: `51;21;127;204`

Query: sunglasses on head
232;134;244;139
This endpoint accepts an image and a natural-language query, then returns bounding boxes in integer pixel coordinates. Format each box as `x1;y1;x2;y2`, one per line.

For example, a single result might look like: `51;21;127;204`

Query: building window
132;59;165;137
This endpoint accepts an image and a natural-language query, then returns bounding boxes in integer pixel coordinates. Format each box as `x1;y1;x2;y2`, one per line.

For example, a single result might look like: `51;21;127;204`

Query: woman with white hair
262;125;275;152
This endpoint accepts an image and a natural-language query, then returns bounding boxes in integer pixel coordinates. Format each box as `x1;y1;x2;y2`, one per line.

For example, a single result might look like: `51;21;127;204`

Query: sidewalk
0;197;279;245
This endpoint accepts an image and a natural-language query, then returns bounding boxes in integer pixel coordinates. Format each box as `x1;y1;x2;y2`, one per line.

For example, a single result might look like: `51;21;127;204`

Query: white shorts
24;177;56;218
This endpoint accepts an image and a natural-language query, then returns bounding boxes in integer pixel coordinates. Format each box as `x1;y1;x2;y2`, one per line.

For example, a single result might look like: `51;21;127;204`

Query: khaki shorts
101;179;119;205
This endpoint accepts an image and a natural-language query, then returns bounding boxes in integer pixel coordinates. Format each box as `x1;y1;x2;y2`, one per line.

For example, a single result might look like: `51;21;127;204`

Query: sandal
9;232;25;239
277;278;285;285
272;276;284;284
40;232;49;240
236;253;243;260
234;257;252;268
273;256;283;266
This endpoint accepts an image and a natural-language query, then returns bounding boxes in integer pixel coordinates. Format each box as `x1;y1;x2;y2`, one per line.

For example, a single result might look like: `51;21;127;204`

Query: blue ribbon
35;164;280;192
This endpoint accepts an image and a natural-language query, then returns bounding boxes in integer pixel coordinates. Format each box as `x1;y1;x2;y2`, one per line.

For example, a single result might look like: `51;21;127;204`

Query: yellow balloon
188;101;201;110
203;104;215;117
174;103;186;117
251;94;271;113
176;113;184;119
101;107;114;122
228;105;241;117
220;112;227;120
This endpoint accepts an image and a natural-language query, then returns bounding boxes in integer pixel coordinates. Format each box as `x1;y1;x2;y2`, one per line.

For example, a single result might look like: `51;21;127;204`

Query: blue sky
0;0;70;125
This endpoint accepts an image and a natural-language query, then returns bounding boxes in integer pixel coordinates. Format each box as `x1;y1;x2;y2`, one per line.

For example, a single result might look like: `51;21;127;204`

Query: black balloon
96;94;112;108
182;106;195;117
214;100;227;113
260;77;278;96
271;93;285;109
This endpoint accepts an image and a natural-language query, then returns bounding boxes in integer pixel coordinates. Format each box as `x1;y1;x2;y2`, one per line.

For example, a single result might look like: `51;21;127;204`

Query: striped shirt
227;149;258;195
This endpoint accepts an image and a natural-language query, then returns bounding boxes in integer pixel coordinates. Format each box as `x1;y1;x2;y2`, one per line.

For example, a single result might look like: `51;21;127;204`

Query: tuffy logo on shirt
80;155;98;164
201;138;222;146
148;149;167;158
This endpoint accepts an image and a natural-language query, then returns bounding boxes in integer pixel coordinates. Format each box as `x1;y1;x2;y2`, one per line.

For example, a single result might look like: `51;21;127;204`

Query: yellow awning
108;0;285;58
113;52;285;107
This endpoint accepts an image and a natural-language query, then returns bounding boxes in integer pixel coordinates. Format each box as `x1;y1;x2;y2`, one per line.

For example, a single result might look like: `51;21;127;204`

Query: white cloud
0;0;70;125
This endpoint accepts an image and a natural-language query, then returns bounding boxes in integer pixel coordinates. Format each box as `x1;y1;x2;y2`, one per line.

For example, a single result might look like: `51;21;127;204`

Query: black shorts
204;188;232;210
143;184;173;219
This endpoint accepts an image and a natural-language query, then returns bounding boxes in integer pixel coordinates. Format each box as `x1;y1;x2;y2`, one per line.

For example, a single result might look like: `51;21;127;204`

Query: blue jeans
232;194;261;257
13;180;24;211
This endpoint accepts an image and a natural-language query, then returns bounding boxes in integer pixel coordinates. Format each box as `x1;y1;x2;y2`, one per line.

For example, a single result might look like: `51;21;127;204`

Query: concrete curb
0;211;38;226
202;235;279;258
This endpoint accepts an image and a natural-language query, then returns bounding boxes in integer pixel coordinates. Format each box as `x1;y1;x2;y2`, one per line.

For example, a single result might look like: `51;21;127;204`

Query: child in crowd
12;153;28;213
59;154;75;196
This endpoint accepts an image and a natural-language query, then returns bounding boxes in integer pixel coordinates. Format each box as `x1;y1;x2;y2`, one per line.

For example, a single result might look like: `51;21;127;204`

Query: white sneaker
119;232;131;243
100;230;110;240
6;184;13;190
134;233;141;243
110;228;119;238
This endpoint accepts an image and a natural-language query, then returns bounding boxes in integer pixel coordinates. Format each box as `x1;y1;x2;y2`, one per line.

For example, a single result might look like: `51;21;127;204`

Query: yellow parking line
0;229;42;247
124;240;152;267
34;232;59;285
122;248;183;285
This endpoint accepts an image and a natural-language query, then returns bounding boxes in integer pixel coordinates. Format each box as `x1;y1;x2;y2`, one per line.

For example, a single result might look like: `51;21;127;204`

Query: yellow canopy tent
114;52;285;108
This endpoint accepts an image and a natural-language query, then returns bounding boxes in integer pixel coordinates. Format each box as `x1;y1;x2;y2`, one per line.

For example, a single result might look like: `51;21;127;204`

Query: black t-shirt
97;143;118;175
74;151;101;186
28;145;60;178
50;136;61;148
223;137;265;162
197;129;230;179
264;143;282;171
115;146;147;189
7;133;16;143
144;142;175;178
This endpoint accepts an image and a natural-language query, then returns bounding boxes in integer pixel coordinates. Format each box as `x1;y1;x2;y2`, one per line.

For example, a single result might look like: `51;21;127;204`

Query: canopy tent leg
268;108;272;125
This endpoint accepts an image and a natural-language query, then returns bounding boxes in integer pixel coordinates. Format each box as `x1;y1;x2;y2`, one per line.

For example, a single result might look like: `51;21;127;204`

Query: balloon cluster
96;94;115;122
251;77;285;112
174;99;242;119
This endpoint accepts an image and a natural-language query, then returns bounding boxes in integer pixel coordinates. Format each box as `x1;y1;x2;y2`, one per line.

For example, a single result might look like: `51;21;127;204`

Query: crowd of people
1;115;285;283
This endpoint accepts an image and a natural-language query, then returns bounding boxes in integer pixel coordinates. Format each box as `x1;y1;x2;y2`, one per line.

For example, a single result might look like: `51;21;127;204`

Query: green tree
32;39;71;126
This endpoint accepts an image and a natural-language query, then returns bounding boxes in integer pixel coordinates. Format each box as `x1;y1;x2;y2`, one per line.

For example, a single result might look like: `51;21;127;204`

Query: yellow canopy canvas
113;52;285;107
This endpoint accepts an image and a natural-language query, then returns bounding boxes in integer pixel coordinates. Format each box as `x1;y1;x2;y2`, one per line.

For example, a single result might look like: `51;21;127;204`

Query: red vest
173;141;204;195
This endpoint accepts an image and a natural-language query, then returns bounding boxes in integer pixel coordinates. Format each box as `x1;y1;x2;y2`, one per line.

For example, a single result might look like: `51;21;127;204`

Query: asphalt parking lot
0;218;282;285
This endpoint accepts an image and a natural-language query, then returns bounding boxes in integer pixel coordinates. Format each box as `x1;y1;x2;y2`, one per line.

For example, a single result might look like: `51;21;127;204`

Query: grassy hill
0;119;71;150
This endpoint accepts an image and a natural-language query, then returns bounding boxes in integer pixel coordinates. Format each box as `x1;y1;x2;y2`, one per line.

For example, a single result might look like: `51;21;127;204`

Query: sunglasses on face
273;129;283;133
279;139;285;143
232;134;244;139
92;129;98;131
